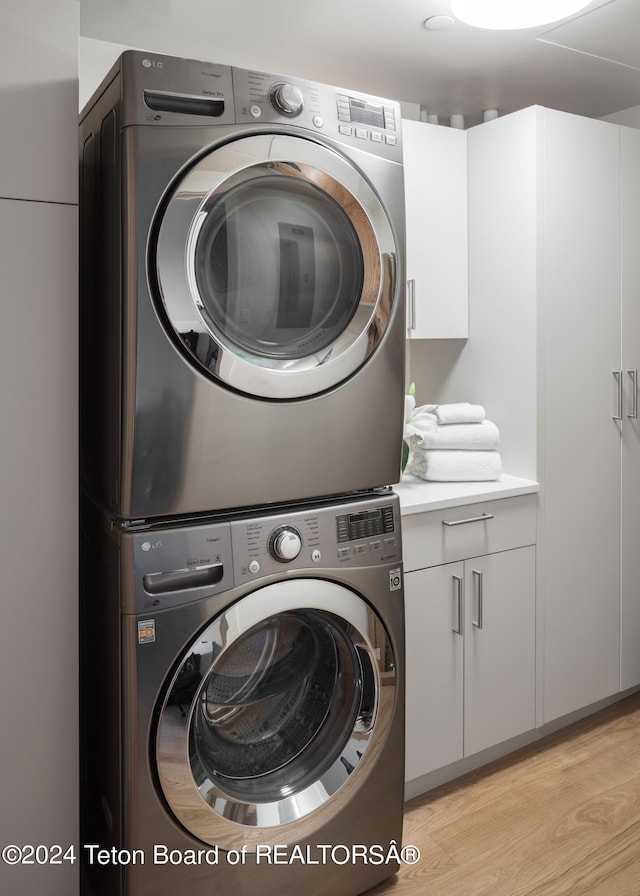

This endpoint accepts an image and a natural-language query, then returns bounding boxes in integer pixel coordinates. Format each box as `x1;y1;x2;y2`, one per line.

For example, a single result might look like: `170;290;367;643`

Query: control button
249;560;261;574
369;539;382;551
249;105;262;119
311;549;322;563
384;107;397;129
269;526;302;562
385;134;398;146
371;131;383;143
338;124;353;136
312;115;324;128
338;547;351;561
353;544;368;555
355;127;369;139
270;82;304;117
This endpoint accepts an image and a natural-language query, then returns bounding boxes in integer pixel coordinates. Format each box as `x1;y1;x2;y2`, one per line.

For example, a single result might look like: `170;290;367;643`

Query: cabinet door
620;125;640;690
405;563;464;780
464;546;536;756
402;119;468;339
542;110;621;722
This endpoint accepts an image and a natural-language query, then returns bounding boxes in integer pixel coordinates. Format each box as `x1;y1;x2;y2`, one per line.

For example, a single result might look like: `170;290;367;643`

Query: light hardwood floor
371;692;640;896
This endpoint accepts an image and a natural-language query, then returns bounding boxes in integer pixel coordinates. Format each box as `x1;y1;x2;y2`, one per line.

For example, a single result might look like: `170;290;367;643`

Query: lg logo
142;58;164;69
141;540;162;552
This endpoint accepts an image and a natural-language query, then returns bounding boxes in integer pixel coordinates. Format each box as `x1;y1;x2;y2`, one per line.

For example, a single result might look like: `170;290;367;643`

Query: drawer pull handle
442;512;494;527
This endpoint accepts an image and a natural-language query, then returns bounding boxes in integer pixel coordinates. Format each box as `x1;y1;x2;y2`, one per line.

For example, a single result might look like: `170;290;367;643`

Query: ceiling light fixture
451;0;593;30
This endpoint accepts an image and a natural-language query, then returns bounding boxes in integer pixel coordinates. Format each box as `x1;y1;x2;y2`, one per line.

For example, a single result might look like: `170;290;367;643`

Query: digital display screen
336;505;395;543
348;98;385;129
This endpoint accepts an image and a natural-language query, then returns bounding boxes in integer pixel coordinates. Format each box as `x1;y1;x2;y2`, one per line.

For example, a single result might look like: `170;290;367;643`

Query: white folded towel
409;420;500;451
410;449;502;482
434;403;486;425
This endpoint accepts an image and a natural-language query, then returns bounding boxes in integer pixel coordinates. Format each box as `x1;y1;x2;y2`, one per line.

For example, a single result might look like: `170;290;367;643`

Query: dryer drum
193;175;364;361
153;132;398;401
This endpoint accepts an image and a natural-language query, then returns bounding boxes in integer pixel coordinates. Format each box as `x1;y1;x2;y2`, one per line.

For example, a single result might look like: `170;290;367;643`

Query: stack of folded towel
407;403;502;482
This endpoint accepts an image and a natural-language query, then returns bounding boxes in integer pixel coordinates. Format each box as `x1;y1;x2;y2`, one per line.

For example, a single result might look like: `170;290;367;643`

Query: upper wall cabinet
402;119;468;339
0;0;78;204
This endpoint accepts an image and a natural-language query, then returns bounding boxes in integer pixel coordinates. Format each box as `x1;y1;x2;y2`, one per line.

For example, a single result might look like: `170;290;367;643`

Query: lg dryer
80;491;405;896
79;52;405;520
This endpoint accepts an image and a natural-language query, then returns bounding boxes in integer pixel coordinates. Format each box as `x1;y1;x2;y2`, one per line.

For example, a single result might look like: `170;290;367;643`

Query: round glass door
155;579;397;849
152;133;398;399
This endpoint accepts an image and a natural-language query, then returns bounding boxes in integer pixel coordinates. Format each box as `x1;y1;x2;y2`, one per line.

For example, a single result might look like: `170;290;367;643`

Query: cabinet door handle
613;370;623;420
407;279;416;330
452;574;463;635
472;569;484;629
627;369;638;419
442;512;494;527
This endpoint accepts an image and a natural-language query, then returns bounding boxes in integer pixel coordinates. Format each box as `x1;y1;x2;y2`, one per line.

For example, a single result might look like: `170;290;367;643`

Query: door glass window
192;176;364;360
187;610;369;805
154;133;398;399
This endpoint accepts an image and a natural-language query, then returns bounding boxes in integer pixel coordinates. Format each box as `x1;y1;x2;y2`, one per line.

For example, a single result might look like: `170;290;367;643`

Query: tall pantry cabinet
0;3;78;896
465;106;640;724
620;126;640;692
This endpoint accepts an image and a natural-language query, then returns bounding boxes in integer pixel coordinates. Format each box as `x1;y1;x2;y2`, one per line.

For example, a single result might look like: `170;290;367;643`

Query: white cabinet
405;562;463;778
0;0;78;204
462;107;640;723
402;119;468;339
0;197;78;894
620;126;640;691
541;109;621;721
404;496;536;782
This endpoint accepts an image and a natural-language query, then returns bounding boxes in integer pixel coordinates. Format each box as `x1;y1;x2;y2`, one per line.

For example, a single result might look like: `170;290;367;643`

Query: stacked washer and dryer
79;51;406;896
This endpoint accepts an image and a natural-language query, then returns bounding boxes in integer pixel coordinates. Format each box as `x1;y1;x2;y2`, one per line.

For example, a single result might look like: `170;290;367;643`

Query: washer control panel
121;493;402;610
231;493;401;583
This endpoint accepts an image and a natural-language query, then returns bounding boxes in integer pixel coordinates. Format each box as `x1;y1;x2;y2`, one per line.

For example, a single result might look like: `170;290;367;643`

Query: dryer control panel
231;66;402;163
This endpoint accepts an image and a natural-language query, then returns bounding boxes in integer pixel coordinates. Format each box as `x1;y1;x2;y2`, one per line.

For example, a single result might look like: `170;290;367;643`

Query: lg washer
79;51;405;520
80;491;405;896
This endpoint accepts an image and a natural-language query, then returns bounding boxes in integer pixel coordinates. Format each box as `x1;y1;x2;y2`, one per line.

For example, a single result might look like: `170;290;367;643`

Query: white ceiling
79;0;640;125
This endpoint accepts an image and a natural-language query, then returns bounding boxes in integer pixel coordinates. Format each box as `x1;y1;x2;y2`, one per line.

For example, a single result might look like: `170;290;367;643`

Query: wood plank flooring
371;693;640;896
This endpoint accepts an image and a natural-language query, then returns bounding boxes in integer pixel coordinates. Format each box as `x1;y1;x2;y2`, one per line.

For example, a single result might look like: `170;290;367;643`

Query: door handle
406;279;416;330
452;574;463;635
472;569;484;629
627;369;638;419
613;370;623;420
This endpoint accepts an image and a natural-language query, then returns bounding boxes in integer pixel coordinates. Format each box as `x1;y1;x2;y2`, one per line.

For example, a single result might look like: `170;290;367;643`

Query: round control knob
270;526;302;562
270;82;304;117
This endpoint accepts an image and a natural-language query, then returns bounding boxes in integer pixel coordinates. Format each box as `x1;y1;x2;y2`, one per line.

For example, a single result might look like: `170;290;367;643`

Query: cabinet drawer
402;494;537;571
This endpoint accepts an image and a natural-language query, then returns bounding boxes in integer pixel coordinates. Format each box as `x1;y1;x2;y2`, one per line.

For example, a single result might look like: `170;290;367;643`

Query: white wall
0;3;79;895
601;104;640;128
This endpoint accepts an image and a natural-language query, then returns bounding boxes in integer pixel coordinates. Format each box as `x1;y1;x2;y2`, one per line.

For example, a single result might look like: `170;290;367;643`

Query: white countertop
393;472;539;515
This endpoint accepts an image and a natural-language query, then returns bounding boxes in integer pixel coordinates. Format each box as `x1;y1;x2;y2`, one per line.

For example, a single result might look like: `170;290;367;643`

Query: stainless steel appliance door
152;133;398;399
155;578;397;848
